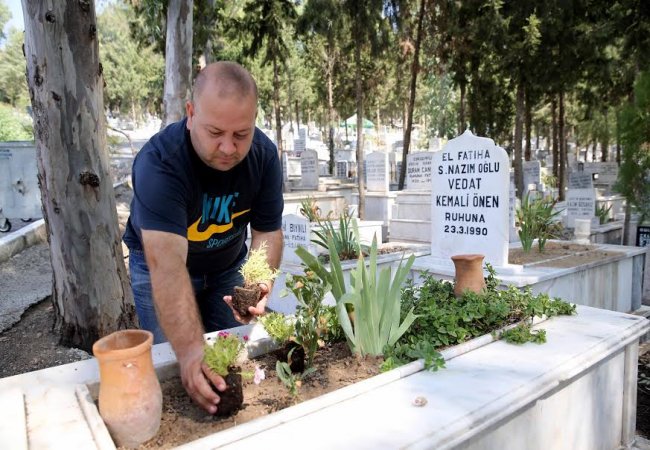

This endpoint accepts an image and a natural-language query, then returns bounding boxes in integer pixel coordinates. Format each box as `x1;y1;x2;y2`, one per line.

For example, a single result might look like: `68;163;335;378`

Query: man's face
186;88;257;172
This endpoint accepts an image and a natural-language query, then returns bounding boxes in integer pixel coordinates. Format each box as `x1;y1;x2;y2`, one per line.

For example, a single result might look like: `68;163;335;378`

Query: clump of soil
231;285;261;318
508;242;623;267
134;341;381;449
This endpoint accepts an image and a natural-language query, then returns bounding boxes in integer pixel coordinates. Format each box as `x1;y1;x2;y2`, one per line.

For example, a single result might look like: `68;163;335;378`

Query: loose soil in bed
508;241;623;267
134;341;381;449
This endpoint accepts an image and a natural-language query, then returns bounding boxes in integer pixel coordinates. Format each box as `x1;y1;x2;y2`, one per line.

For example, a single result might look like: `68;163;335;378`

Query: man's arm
141;229;225;414
250;228;283;271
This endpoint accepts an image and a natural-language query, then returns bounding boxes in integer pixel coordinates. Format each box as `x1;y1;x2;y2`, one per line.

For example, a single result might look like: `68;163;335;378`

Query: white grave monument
568;171;594;190
406;152;434;190
583;162;619;185
566;188;597;228
522;160;541;196
281;214;313;264
300;149;319;189
365;152;389;192
509;178;518;243
431;130;510;267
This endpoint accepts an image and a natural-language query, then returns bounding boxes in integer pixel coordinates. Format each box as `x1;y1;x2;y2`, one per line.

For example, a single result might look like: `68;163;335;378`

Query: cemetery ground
0;136;650;442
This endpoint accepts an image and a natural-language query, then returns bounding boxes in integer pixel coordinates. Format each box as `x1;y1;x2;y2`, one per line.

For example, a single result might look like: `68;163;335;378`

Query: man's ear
185;101;194;129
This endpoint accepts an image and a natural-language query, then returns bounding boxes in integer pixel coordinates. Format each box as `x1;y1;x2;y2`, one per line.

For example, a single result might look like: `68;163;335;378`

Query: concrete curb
0;179;131;264
0;219;46;264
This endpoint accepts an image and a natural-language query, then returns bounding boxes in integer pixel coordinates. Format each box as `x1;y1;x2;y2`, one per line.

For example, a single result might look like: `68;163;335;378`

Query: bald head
192;61;258;103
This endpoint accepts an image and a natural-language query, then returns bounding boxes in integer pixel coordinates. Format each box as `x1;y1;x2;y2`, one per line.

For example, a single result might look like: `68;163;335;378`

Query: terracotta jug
92;329;162;448
451;254;486;297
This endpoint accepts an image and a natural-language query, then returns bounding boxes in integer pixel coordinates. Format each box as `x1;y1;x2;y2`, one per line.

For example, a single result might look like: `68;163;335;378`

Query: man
123;61;284;414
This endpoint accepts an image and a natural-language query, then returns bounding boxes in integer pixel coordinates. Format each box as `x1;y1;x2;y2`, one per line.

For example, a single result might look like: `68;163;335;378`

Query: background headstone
566;188;597;228
281;214;312;264
584;162;619;185
522;160;541;197
406;152;434;190
568;171;594;190
365;152;389;192
637;225;650;247
336;160;349;179
509;179;518;243
431;130;510;266
300;149;319;189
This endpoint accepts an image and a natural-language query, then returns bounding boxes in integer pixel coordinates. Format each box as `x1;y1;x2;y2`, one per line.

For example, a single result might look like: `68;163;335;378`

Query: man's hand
177;342;227;414
224;280;271;324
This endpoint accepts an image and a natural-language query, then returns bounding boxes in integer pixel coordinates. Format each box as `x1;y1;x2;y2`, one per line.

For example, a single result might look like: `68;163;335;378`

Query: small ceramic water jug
451;254;487;297
92;329;162;448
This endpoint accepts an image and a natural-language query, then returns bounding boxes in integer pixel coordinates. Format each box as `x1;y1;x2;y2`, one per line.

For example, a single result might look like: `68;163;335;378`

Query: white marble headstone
281;214;312;264
365;152;389;192
566;188;597;228
509;179;518;243
336;160;348;179
300;149;319;188
431;130;510;266
583;162;619;185
523;160;541;196
406;152;434;190
429;137;443;152
568;171;594;190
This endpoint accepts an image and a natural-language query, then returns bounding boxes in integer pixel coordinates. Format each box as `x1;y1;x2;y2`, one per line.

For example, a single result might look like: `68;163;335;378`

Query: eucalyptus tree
162;0;193;126
240;0;298;155
98;3;164;122
397;0;430;190
22;0;137;351
0;29;29;107
0;0;10;42
342;0;392;218
297;0;348;174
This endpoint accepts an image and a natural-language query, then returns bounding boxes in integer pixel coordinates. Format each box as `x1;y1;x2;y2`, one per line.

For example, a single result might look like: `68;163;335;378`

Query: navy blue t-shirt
123;119;284;274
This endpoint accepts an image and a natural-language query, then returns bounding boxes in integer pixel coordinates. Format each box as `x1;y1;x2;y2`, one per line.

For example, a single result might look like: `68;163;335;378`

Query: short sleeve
250;144;284;232
130;149;190;238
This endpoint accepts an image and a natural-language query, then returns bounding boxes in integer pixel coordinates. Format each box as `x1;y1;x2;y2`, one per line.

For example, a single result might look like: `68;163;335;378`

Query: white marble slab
178;306;648;449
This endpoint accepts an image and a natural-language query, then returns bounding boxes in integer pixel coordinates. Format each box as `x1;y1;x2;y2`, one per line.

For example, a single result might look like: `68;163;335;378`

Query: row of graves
272;129;646;317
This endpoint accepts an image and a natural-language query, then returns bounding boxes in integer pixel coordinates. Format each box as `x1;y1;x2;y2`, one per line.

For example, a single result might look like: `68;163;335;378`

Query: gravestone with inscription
568;171;594;190
509;178;518;243
300;149;319;189
281;214;313;264
583;162;619;186
523;160;541;196
406;152;434;190
431;130;510;266
365;152;389;192
566;188;597;228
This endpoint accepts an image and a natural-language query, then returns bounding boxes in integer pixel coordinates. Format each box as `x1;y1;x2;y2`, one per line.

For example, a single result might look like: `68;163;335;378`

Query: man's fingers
224;295;252;323
248;296;268;316
182;371;220;414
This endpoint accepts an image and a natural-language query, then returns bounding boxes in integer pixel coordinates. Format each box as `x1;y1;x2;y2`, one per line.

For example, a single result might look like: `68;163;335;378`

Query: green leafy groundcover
381;264;576;372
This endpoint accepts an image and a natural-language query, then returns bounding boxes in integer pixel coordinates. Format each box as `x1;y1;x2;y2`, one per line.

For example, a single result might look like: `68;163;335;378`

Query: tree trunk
162;0;193;127
459;79;466;134
551;97;559;179
399;0;426;191
295;99;300;132
601;107;609;162
616;109;621;166
558;90;566;201
327;50;335;175
272;58;283;155
203;0;216;65
513;79;525;200
354;38;365;219
22;0;136;351
524;87;532;161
